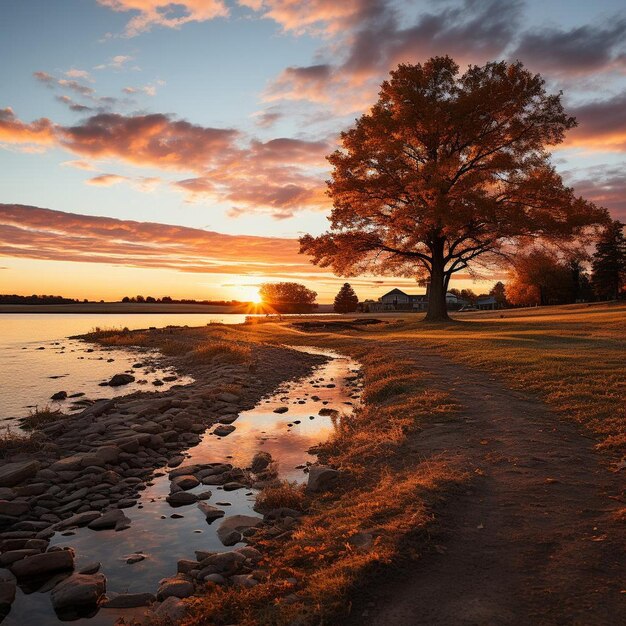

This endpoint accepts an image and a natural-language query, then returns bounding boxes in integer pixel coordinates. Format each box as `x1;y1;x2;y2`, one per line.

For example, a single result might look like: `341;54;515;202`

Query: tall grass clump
0;427;42;458
21;405;63;430
189;340;252;364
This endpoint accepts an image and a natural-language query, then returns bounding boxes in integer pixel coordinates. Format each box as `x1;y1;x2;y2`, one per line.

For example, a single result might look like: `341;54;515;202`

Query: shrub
22;405;63;430
189;341;251;364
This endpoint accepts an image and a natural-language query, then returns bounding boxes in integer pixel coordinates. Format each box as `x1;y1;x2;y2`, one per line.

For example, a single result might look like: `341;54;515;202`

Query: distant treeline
0;294;84;305
120;296;247;306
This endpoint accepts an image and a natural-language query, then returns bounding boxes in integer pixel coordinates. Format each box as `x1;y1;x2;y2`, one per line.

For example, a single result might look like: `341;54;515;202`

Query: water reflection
4;348;360;626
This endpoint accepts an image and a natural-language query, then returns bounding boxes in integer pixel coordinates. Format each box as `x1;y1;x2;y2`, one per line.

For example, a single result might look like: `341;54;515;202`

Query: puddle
5;347;361;625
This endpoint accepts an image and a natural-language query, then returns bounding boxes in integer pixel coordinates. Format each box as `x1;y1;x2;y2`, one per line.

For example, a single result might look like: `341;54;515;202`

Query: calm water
0;314;229;423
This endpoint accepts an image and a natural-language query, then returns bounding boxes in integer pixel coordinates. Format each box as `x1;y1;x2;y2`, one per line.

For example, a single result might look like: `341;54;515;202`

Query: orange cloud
87;173;127;186
98;0;228;36
0;108;56;146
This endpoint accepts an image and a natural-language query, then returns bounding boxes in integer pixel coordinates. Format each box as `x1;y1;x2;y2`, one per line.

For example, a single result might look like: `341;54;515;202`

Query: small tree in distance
334;283;359;313
300;56;608;322
259;282;317;313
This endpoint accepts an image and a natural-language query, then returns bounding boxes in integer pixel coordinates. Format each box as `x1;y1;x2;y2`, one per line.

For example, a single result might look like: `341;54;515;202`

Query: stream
5;347;361;625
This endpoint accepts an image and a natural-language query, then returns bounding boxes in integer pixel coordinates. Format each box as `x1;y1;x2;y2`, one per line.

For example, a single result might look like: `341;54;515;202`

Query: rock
273;406;288;414
250;451;272;473
0;581;16;607
203;573;226;585
103;592;155;608
10;549;73;578
216;392;240;403
155;595;187;621
51;391;67;401
51;573;106;610
231;574;258;588
0;550;40;567
166;491;198;507
196;552;246;577
108;374;135;387
213;424;235;437
156;577;194;601
235;546;262;563
0;500;29;517
217;515;262;546
171;475;199;491
197;502;225;522
0;461;40;487
78;562;101;575
318;407;339;417
126;553;145;564
223;482;245;491
87;509;129;531
54;511;101;531
306;466;340;492
95;445;120;464
217;414;238;424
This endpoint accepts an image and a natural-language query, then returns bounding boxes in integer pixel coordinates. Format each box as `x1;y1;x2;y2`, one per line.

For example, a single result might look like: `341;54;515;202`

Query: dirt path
349;350;625;626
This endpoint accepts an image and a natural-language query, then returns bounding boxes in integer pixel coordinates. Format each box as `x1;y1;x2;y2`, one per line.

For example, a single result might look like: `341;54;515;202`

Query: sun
237;286;263;304
251;291;263;304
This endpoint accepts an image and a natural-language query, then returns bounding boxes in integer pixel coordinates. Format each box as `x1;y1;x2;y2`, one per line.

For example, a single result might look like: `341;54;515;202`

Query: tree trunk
425;242;450;322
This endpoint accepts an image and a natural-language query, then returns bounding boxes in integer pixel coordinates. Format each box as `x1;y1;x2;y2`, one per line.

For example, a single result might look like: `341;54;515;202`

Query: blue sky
1;0;625;300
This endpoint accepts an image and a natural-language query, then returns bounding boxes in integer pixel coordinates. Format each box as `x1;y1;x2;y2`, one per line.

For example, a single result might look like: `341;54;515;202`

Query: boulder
87;509;129;531
54;511;101;531
250;452;272;474
273;406;288;414
166;491;198;507
216;392;240;403
10;549;73;578
51;573;106;610
306;466;340;493
155;595;187;621
108;374;135;387
156;577;194;601
196;551;246;577
0;461;40;487
216;515;262;546
213;424;235;437
171;475;199;491
197;502;225;522
0;500;29;517
51;391;67;401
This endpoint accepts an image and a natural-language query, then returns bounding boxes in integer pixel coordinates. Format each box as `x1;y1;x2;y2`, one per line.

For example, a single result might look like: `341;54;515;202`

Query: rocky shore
0;333;333;622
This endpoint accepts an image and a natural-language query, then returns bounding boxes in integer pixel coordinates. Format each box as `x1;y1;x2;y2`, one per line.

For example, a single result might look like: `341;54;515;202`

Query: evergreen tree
591;221;626;300
334;283;359;313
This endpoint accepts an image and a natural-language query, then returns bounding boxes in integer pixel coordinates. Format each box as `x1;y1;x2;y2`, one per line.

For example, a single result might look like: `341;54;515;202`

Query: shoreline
0;303;336;314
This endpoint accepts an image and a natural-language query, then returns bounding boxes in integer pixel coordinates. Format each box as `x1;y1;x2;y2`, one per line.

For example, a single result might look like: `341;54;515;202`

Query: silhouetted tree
135;295;145;303
489;281;508;307
259;282;317;313
300;57;608;322
122;296;130;303
333;283;359;313
146;296;156;303
591;221;626;300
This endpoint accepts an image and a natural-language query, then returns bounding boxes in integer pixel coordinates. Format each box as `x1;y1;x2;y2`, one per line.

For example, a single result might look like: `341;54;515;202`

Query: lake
0;313;256;423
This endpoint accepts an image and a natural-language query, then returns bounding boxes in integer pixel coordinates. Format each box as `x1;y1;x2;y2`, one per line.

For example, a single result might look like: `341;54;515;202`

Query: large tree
300;57;608;321
259;282;317;313
591;220;626;301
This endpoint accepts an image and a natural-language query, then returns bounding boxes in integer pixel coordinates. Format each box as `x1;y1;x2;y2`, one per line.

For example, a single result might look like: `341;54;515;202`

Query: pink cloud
87;173;127;186
0;108;56;146
98;0;229;36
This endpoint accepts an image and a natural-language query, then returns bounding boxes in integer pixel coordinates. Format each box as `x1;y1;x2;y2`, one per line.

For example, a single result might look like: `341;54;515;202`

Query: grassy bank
100;302;624;624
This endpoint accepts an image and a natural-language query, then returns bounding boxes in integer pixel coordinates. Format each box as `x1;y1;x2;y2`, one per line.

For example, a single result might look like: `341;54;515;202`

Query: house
475;295;500;310
360;288;464;312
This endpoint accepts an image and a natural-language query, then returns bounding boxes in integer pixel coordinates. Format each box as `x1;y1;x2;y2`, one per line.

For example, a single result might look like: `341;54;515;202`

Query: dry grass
0;426;42;458
254;481;307;514
188;340;252;365
21;405;64;430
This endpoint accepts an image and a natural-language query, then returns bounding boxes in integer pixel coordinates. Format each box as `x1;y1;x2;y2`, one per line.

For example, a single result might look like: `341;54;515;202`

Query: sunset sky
1;0;625;302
